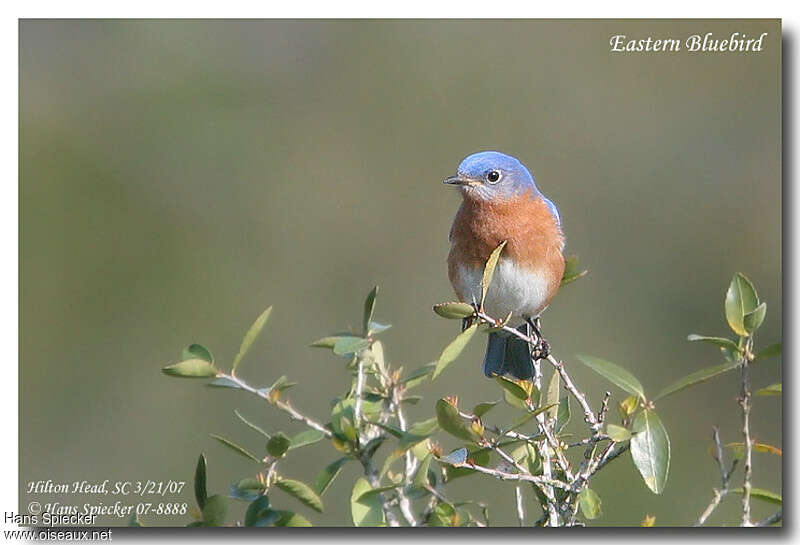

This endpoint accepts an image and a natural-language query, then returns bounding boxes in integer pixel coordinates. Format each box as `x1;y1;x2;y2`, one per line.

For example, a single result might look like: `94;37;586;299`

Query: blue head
443;151;539;201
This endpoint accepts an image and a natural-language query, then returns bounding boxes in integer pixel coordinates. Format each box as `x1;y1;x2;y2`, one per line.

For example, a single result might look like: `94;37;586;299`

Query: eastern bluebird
444;151;565;380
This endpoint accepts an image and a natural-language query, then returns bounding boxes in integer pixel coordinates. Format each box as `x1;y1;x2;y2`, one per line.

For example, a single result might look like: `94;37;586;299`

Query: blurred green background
20;20;781;527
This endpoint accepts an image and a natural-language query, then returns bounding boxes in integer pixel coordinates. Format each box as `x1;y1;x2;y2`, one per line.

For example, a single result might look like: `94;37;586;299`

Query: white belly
455;259;550;324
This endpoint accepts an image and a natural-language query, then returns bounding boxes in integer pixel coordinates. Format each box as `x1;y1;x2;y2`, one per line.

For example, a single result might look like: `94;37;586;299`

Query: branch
354;358;365;440
462;461;571;489
217;373;333;438
358;452;401;527
695;427;738;527
739;338;754;526
754;509;782;527
474;310;601;435
515;486;525;527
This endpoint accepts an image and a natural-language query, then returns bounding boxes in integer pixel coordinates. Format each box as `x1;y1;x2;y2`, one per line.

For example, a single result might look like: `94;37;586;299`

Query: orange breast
447;190;566;310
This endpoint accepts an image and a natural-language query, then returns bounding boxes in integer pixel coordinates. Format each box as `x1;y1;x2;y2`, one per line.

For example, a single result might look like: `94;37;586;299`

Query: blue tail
482;327;534;380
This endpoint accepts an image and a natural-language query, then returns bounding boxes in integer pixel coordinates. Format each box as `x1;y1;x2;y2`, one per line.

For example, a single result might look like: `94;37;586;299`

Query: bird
444;151;565;380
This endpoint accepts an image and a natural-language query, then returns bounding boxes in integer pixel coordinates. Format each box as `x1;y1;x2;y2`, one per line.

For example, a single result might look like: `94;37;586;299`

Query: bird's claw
531;338;550;360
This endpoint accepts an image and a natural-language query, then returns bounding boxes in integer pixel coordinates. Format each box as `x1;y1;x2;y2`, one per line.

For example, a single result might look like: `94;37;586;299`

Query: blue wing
541;195;561;226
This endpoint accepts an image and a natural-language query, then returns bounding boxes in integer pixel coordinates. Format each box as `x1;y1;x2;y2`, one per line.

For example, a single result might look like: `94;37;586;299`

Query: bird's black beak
443;175;473;186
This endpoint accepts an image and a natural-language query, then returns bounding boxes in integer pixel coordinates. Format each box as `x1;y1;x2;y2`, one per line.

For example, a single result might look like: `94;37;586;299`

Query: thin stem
463;462;570;489
739;337;754;527
354;358;365;446
546;354;601;434
515;486;525;527
217;373;332;438
358;453;400;527
591;441;630;474
391;381;418;526
525;322;559;527
695;427;737;526
754;509;782;527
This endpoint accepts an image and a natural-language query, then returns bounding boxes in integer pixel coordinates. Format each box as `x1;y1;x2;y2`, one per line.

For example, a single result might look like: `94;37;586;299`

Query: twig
474;310;601;435
546;354;601;435
754;509;782;527
515;486;525;527
462;462;570;489
695;427;738;526
358;452;400;527
354;358;365;439
739;338;754;527
528;325;559;527
568;435;611;449
592;441;630;474
217;373;332;438
391;381;418;526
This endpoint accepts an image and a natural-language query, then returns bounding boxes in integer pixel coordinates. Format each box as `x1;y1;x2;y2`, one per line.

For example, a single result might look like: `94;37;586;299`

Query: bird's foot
531;337;550;360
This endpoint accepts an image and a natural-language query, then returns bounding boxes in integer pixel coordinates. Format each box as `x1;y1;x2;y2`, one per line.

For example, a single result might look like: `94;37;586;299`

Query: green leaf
630;409;670;494
274;510;313;527
407;417;439;438
313;457;349;495
413;453;434;489
473;400;500;418
725;441;782;458
577;488;602;519
430;502;459;526
433;301;476;319
232;306;273;373
561;254;588;286
725;273;759;336
289;429;325;450
402;363;436;389
481;240;507;307
194;454;207;510
310;336;339;349
687;334;741;352
162;359;218;379
210;434;260;463
206;377;242;389
183;344;213;363
201;494;228;527
350;477;385;526
276;478;324;513
244;495;271;527
233;410;270;439
505;404;556;434
545;371;560;421
268;375;296;393
432;324;479;380
495;375;529;401
575;355;646;399
556;395;570;434
435;398;482;442
743;302;767;333
756;383;781;396
756;342;781;360
606;424;631;442
653;361;741;401
356;483;402;501
333;336;370;356
363;286;378;334
267;432;291;458
275;511;313;527
731;487;782;505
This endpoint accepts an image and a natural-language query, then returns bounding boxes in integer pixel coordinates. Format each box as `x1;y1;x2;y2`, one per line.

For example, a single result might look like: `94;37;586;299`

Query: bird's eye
486;170;501;184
